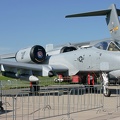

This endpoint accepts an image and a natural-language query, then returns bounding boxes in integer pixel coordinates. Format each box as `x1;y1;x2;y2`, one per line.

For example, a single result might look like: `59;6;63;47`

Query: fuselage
48;46;120;76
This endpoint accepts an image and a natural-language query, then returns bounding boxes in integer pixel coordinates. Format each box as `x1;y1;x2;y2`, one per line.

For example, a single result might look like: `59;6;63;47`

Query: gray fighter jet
0;4;120;97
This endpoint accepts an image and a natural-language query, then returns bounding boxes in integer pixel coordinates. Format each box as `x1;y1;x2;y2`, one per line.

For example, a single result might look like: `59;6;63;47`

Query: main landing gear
102;72;111;97
103;87;111;97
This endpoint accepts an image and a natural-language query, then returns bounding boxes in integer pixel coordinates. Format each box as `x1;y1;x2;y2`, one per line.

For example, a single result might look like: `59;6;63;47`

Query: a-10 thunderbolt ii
0;4;120;97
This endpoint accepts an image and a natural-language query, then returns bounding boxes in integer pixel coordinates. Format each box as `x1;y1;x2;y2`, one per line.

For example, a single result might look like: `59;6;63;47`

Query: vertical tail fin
65;4;120;39
107;4;120;39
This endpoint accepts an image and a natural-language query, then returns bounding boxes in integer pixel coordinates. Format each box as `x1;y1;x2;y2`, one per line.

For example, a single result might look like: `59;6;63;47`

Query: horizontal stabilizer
65;9;111;18
65;8;120;18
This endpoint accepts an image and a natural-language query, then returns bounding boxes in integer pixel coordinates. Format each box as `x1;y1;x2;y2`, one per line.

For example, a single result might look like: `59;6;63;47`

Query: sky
0;0;120;54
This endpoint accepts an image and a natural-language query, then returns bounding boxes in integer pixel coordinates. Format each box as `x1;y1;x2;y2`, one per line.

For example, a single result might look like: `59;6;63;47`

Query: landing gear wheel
103;88;111;97
54;78;58;83
0;101;4;111
0;106;4;111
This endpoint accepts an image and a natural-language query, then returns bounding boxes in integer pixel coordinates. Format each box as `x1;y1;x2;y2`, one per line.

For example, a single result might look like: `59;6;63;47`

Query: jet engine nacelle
47;46;77;56
60;46;77;53
15;45;46;64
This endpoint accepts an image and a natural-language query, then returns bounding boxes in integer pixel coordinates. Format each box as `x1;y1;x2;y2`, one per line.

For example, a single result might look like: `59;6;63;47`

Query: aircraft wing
0;53;15;59
0;60;68;80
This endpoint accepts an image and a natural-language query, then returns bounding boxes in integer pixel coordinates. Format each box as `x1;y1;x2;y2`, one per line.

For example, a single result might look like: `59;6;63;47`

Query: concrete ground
44;94;120;120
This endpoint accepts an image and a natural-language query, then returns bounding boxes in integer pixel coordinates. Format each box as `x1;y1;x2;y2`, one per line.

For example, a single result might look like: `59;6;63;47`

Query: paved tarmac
43;94;120;120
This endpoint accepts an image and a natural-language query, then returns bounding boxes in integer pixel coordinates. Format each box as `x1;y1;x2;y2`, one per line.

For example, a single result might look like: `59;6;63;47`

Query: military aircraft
0;4;120;97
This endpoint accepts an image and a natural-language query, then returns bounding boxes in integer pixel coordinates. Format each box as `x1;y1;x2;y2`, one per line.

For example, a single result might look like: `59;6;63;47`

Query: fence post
66;89;73;120
12;96;17;120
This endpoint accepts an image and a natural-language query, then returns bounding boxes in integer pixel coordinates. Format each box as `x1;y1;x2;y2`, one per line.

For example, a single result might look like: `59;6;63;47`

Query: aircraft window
94;42;108;50
108;42;120;51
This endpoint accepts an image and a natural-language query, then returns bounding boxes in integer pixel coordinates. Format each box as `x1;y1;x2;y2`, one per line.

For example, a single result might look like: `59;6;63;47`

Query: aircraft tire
0;106;4;111
103;88;111;97
54;78;58;83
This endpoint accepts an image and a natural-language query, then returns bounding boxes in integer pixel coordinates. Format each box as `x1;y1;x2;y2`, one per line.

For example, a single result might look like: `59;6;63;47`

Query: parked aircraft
0;4;120;97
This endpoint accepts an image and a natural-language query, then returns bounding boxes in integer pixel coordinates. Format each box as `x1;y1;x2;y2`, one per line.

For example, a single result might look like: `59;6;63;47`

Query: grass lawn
0;75;71;89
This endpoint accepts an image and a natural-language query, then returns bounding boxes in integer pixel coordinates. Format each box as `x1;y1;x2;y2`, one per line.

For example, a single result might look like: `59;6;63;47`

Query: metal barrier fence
0;80;104;120
115;86;120;111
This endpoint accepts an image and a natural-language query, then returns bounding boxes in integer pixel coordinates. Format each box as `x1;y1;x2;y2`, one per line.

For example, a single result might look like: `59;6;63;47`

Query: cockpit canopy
94;40;120;51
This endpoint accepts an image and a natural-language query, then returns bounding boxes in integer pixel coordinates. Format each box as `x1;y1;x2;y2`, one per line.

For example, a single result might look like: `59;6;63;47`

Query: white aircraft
0;4;120;97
